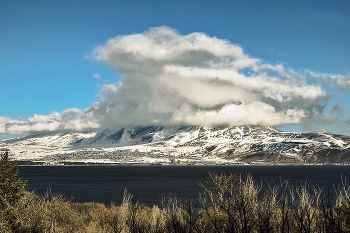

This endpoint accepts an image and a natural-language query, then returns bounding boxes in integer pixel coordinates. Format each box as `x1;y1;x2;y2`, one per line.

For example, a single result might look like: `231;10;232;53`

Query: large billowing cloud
1;26;348;134
88;26;328;129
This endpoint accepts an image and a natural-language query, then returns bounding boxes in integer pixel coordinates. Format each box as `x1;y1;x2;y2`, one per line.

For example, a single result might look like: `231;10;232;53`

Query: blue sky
1;0;350;139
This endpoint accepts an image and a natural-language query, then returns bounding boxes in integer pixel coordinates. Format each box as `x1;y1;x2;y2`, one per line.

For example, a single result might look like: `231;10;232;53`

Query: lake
18;165;350;207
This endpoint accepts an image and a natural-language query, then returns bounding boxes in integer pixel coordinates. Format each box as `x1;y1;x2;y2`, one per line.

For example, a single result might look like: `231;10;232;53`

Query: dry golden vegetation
3;150;350;232
3;173;350;232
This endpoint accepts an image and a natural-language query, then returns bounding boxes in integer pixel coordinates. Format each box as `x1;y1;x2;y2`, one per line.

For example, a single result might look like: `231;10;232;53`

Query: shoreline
16;161;350;166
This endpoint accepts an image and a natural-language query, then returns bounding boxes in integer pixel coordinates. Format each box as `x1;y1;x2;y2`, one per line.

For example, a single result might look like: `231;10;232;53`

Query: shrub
200;172;261;233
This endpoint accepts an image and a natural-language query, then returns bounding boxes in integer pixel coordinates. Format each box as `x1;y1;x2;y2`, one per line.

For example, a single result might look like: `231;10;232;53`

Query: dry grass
2;172;350;232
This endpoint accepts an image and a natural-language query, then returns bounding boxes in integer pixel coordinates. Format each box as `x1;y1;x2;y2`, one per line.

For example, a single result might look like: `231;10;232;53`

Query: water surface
18;165;350;207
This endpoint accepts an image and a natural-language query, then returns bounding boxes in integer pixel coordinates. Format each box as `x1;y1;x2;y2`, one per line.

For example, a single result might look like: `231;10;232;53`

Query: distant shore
16;160;350;166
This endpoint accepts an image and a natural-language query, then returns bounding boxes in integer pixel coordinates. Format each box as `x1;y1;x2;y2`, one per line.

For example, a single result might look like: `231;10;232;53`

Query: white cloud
1;26;348;134
89;26;330;129
97;84;119;102
93;73;101;79
304;70;350;90
331;104;345;115
171;102;305;126
316;114;338;125
0;108;99;134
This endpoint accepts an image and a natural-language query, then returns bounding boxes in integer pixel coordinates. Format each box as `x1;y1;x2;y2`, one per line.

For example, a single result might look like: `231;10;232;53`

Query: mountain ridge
1;126;350;165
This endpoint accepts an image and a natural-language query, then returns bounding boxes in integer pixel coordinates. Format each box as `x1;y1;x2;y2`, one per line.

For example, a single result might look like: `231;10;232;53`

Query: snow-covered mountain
1;126;350;165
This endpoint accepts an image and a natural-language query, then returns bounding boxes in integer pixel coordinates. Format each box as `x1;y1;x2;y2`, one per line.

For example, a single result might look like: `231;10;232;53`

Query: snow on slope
1;126;350;164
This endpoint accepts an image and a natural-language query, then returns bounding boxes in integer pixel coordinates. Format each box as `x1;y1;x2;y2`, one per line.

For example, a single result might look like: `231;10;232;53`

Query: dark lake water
17;165;350;207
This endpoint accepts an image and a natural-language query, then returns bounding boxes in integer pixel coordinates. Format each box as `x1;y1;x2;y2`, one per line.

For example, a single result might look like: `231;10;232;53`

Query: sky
1;0;350;139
